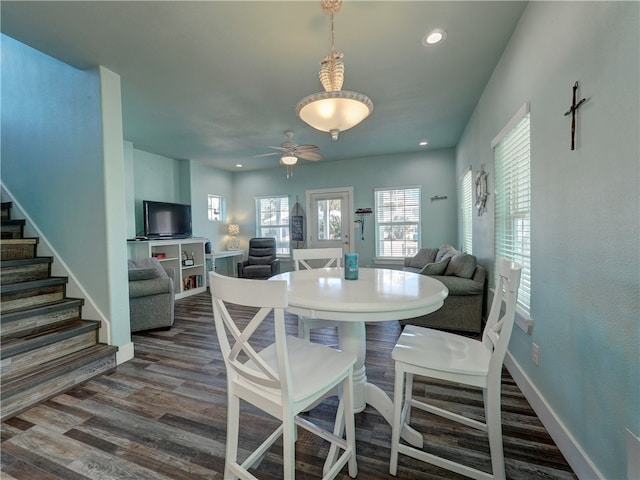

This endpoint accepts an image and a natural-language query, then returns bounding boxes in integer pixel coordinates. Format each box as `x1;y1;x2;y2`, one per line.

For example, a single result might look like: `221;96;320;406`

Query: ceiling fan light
280;155;298;166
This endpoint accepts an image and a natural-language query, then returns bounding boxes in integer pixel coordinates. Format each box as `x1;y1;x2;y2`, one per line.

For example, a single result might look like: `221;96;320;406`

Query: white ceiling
1;1;527;172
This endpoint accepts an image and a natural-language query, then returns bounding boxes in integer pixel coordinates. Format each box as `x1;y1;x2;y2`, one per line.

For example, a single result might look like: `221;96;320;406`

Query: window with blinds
255;195;290;256
460;169;473;254
207;194;222;221
374;187;421;258
493;105;531;314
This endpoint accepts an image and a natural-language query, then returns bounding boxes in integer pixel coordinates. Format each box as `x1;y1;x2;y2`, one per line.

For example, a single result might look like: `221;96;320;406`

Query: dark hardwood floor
1;291;577;479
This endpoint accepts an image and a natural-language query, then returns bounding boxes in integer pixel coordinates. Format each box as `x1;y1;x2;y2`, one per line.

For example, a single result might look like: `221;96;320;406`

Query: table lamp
227;224;240;250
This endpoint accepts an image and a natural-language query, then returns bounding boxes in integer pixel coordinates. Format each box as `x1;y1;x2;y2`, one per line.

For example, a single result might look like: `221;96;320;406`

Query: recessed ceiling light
422;29;446;46
235;164;243;168
419;140;429;146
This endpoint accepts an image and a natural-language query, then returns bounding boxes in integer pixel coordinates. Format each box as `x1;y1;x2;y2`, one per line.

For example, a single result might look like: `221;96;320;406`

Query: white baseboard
504;352;604;480
116;342;135;365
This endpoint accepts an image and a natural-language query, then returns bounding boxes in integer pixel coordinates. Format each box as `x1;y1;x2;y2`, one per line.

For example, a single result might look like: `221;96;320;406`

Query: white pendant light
296;0;373;140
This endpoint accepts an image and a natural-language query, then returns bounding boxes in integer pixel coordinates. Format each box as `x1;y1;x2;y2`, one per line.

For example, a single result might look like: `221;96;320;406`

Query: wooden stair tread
0;276;68;293
0;319;99;359
1;257;53;267
0;238;38;245
0;344;118;420
1;344;117;397
1;298;84;323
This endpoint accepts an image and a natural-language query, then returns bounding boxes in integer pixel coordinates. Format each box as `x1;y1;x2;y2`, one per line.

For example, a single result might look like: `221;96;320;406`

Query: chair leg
405;372;414;422
343;371;358;478
324;378;357;479
225;392;241;480
283;415;297;480
485;387;506;480
389;365;406;476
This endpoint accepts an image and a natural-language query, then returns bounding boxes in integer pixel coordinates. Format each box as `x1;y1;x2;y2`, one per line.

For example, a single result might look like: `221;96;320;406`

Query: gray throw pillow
420;258;450;275
128;267;160;281
444;253;477;279
435;244;458;262
409;248;438;268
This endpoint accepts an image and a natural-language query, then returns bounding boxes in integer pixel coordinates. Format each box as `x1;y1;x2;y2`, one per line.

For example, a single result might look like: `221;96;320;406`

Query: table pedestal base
323;322;423;473
338;322;422;444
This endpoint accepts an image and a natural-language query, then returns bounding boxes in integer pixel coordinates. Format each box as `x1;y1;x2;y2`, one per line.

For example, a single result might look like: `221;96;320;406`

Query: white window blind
494;109;531;314
460;169;473;254
255;195;290;256
374;187;421;258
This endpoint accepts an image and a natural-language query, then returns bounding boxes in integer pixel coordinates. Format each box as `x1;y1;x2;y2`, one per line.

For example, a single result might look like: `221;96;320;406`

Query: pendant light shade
296;91;373;141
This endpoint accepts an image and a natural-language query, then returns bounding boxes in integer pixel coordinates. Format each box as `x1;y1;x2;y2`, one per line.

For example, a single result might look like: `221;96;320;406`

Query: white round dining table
270;267;448;446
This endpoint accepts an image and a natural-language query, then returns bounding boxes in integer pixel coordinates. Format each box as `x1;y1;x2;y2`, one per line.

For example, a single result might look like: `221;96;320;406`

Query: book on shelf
182;274;203;291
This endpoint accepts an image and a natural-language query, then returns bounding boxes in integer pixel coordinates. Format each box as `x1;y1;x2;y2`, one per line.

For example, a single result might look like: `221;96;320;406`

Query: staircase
0;202;118;421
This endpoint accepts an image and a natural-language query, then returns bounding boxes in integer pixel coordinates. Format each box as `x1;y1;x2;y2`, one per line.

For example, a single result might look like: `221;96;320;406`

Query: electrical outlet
532;343;539;366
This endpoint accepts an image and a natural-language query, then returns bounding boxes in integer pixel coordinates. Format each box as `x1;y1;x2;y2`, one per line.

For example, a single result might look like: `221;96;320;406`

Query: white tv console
128;237;206;300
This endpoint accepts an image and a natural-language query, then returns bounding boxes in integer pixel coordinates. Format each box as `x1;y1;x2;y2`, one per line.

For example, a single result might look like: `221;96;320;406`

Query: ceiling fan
255;131;322;178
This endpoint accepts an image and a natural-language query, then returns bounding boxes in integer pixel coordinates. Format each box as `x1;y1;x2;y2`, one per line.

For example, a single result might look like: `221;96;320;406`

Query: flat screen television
143;200;192;239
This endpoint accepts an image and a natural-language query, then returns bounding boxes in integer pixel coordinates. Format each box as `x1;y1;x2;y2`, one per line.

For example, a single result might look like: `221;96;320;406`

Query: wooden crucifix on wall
564;81;589;150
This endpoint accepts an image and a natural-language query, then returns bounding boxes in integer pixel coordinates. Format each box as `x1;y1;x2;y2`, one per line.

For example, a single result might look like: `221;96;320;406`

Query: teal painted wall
456;3;639;479
129;149;457;268
231;149;457;267
131;148;191;237
1;35;131;349
128;152;233;248
188;161;234;250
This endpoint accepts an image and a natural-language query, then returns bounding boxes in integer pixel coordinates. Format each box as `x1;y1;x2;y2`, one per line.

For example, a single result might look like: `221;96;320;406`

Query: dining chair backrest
209;271;358;479
483;258;522;376
293;247;343;271
210;272;292;394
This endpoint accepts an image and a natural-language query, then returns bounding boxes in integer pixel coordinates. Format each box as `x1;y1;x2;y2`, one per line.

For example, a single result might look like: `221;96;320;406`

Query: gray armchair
128;257;175;332
237;237;280;279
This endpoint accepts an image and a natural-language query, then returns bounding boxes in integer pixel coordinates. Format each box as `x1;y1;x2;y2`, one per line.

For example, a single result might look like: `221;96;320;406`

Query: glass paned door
306;188;353;254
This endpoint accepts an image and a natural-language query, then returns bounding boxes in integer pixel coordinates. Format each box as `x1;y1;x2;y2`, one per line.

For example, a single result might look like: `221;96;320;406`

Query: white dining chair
292;248;343;342
389;258;522;480
209;271;358;480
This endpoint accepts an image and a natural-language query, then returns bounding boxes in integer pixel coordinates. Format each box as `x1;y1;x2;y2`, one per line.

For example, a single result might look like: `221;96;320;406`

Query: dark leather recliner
237;237;280;279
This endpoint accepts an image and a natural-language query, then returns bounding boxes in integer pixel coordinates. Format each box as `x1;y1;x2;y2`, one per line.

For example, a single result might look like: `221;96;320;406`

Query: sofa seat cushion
242;264;273;279
444;253;477;279
430;275;484;296
403;266;421;274
129;277;173;298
